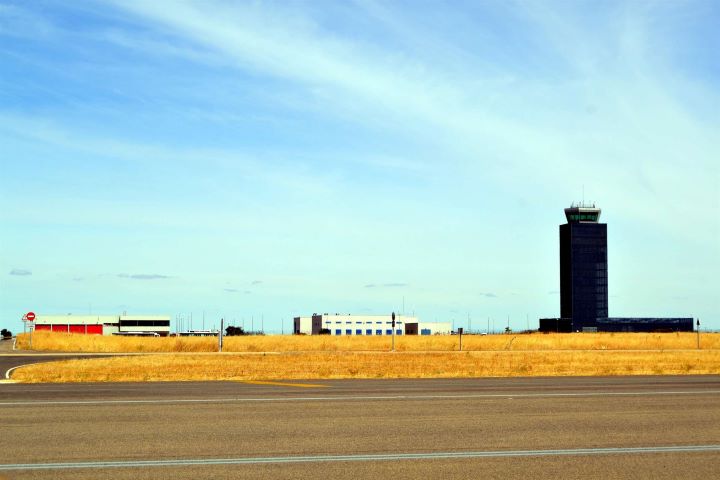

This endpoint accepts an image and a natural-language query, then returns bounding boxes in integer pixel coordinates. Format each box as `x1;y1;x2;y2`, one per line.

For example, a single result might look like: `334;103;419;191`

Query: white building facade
294;313;451;336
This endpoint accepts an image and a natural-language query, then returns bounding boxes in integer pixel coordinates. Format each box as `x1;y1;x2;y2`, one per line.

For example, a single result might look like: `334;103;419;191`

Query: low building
34;315;112;335
404;321;453;335
294;313;451;336
538;317;694;333
597;317;694;333
33;314;171;336
178;330;219;337
293;316;322;335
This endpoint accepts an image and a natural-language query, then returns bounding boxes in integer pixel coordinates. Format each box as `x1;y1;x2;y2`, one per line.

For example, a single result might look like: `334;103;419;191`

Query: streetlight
219;318;224;352
392;312;395;352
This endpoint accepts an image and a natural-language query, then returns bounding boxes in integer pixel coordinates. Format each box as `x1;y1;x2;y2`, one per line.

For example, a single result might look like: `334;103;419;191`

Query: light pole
392;312;395;352
219;318;224;352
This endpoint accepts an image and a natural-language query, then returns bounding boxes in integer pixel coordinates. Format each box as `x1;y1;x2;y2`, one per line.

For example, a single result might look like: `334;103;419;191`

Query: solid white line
1;445;719;470
1;389;719;406
4;362;45;380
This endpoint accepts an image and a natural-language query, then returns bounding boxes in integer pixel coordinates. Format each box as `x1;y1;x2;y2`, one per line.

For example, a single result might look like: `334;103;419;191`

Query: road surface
1;376;719;479
0;339;116;380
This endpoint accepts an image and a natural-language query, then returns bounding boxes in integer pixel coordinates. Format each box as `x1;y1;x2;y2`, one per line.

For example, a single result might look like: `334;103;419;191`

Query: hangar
32;314;171;336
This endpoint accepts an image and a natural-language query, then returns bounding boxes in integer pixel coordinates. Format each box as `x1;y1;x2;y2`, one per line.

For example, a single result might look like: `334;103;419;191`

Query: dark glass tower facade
559;205;608;331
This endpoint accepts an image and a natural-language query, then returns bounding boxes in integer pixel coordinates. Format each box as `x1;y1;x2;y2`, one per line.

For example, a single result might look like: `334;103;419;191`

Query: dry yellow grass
12;350;720;383
15;331;720;353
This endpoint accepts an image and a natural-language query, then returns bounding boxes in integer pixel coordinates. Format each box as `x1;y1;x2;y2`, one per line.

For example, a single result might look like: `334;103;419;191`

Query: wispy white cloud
0;4;55;38
118;273;172;280
107;1;532;153
9;268;32;276
364;282;408;288
103;0;718;240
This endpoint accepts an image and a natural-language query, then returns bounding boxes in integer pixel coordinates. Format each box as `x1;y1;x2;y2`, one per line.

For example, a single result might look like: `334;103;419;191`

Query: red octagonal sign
26;311;36;321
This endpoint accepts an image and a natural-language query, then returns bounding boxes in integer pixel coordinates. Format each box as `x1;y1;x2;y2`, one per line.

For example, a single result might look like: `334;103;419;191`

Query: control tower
540;203;692;333
560;203;608;331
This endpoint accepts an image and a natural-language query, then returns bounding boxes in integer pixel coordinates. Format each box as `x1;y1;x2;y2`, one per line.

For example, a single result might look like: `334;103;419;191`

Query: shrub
225;326;246;336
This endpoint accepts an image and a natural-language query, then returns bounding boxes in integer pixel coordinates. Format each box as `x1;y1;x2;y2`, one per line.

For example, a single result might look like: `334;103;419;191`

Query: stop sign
26;312;36;321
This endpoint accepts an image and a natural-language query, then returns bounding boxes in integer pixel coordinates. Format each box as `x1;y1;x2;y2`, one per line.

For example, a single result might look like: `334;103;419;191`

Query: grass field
11;350;720;383
15;331;720;353
12;331;719;383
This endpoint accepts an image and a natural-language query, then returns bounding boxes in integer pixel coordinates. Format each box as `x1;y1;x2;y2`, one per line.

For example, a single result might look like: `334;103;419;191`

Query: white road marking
4;362;44;380
1;445;719;470
0;389;719;406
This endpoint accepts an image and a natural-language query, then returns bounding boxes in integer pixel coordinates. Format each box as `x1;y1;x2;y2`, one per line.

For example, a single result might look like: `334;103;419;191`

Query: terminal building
32;314;171;336
539;204;693;333
294;313;451;336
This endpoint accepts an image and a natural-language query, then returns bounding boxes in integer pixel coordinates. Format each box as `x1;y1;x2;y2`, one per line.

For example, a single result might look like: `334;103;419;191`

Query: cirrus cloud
9;269;32;276
117;273;171;280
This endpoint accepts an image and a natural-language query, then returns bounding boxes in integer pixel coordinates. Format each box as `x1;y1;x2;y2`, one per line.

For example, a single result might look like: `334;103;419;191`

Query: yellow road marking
242;380;329;388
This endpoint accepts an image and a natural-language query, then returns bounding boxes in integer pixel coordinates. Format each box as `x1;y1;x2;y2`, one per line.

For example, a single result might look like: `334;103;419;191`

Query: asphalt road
1;376;719;479
0;339;117;380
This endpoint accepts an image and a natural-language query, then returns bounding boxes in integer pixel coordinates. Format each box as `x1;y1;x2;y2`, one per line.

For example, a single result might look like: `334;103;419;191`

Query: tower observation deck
564;203;601;223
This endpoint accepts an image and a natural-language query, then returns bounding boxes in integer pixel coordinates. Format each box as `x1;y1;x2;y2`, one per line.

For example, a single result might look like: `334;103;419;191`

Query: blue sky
1;0;718;334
